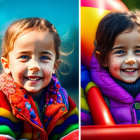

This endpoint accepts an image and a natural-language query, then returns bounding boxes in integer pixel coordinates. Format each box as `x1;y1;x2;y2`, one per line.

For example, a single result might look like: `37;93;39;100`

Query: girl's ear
1;57;11;74
95;51;108;67
95;51;100;60
53;59;60;74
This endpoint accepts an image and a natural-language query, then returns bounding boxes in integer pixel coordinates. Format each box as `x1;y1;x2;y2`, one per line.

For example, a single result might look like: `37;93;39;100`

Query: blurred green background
122;0;140;10
0;0;79;107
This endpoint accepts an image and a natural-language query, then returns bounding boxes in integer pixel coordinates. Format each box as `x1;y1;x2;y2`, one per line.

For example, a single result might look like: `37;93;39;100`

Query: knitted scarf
0;72;64;130
113;78;140;98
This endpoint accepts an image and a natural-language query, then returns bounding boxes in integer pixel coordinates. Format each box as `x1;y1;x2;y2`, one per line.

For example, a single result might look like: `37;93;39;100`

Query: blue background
0;0;79;106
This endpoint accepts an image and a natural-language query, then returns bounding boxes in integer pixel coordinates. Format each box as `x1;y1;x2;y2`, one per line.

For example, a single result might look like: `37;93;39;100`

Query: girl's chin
24;88;42;94
113;75;138;83
119;72;138;83
120;78;138;83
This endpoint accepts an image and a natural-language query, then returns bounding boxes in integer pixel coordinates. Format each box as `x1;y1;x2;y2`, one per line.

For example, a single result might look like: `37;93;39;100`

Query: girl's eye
115;50;125;54
40;56;50;60
135;50;140;54
19;55;29;59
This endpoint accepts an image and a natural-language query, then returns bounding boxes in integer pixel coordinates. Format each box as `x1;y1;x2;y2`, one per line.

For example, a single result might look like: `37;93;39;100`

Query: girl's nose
125;57;136;65
28;60;40;72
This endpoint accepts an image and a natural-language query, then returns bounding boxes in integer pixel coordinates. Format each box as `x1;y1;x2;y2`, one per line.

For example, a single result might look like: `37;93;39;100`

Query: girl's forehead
17;30;54;41
15;31;54;46
113;27;140;48
12;31;55;53
117;27;140;38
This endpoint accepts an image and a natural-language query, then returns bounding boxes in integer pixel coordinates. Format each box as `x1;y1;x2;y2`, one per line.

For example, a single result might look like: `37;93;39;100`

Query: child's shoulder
59;86;78;113
59;87;69;110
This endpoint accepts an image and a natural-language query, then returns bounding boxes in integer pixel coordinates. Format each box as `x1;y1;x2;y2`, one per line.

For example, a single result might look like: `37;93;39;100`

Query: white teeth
124;69;134;72
122;68;137;72
27;78;40;81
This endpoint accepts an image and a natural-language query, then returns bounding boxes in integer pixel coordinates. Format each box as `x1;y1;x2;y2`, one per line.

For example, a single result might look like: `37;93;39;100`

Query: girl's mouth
121;68;138;75
121;68;138;72
25;76;42;81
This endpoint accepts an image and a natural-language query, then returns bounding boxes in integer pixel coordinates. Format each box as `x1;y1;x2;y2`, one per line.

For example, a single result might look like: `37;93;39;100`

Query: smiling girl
81;11;140;125
0;18;78;140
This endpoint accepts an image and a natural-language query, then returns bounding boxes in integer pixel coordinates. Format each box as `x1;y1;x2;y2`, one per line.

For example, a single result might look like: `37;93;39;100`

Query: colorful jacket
0;73;79;140
81;56;140;125
81;64;94;126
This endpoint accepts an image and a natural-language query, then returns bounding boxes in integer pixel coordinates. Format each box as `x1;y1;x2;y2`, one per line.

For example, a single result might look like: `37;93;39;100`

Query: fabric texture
81;63;91;89
113;78;140;98
81;87;93;126
0;73;79;140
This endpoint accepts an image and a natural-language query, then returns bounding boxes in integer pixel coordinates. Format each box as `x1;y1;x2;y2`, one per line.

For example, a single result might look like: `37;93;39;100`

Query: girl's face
1;30;59;94
107;27;140;83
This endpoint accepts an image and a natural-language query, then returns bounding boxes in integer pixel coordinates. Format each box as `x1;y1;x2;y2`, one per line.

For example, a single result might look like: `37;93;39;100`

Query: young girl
0;18;79;140
81;11;140;125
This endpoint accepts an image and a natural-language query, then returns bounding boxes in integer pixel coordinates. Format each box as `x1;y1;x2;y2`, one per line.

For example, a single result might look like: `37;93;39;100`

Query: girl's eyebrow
16;51;53;55
135;46;140;49
41;51;53;56
112;46;140;51
112;46;124;50
16;51;30;54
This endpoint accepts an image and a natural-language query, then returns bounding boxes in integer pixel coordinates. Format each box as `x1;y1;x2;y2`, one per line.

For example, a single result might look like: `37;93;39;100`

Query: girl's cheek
114;65;120;71
109;60;120;72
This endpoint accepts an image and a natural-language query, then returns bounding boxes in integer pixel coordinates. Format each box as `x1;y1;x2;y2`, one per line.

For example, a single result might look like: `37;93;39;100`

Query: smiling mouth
121;68;138;72
25;76;42;81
